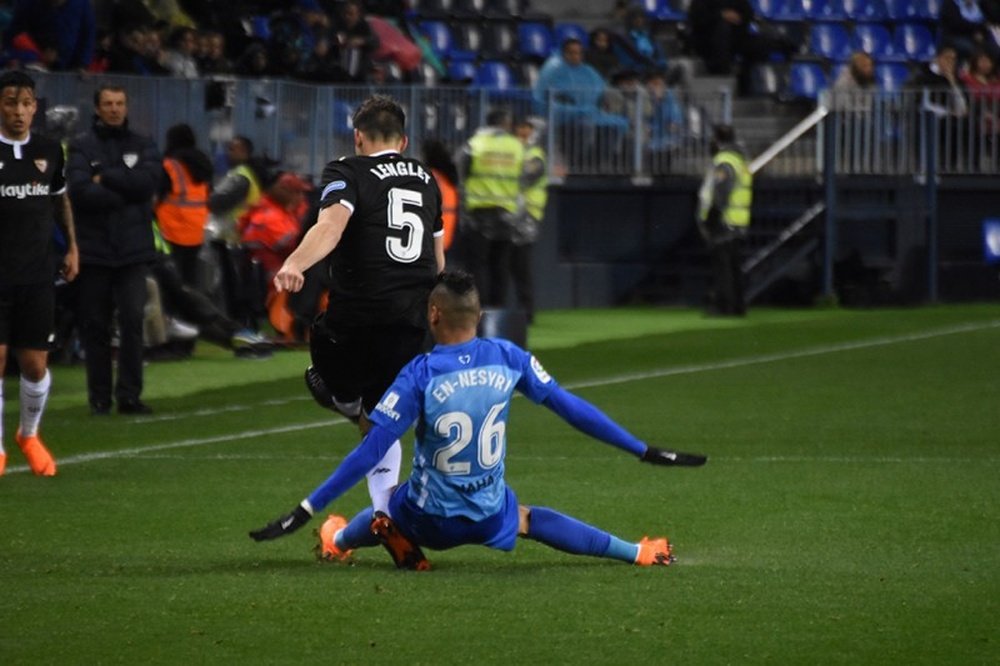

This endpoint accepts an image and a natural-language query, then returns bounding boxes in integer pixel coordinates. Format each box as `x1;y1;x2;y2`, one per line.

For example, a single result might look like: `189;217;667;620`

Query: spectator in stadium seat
603;69;644;128
615;5;669;75
333;0;380;82
532;38;630;168
198;31;233;75
908;46;975;169
959;48;1000;155
645;69;686;153
687;0;796;77
4;0;96;71
586;28;624;81
831;51;876;110
940;0;1000;63
161;26;200;78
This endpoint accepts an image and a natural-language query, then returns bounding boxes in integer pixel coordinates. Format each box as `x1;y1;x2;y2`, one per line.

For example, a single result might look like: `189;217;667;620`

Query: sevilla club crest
123;153;138;168
34;159;47;173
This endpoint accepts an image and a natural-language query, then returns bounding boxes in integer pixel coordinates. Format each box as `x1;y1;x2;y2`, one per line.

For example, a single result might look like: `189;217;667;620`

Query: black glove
249;503;313;541
641;446;708;467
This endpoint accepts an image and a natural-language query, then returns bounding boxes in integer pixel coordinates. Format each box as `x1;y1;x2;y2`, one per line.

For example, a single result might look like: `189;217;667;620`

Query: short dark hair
352;94;405;142
93;83;126;107
431;270;481;327
0;70;36;94
713;124;735;145
232;135;254;155
486;108;511;127
561;37;583;54
165;123;196;153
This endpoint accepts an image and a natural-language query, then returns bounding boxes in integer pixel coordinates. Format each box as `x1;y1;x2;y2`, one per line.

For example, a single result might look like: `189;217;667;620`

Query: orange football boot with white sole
15;429;56;476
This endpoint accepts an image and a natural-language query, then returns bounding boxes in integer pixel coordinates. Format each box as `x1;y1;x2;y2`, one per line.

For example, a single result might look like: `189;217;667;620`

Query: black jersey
318;150;443;328
0;132;66;286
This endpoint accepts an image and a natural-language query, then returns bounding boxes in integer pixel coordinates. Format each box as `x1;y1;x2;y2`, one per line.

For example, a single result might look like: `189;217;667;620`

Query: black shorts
0;282;55;350
310;320;429;415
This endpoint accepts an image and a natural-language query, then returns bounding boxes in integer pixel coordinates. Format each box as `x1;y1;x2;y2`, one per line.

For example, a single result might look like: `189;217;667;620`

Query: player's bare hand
273;265;305;293
62;245;80;282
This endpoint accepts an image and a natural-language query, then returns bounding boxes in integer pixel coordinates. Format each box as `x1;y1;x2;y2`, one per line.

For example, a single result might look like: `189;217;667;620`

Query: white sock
0;379;5;454
366;439;402;515
19;370;51;438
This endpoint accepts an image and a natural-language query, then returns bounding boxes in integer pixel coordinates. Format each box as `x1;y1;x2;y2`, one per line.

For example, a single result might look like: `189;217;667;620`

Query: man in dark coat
67;84;161;415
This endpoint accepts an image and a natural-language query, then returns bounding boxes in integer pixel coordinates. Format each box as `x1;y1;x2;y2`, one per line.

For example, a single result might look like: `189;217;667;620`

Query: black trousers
508;243;534;323
77;262;149;406
708;237;746;316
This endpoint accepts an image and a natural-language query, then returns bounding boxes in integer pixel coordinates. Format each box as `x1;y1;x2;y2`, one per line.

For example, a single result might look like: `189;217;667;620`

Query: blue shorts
388;482;520;552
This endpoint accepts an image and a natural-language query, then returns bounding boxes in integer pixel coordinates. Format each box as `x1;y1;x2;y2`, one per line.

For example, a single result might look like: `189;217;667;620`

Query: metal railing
31;72;1000;180
32;72;729;179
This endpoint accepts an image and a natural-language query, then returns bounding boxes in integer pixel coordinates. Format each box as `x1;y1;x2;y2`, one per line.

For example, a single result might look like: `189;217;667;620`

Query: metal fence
31;72;999;181
828;89;1000;176
32;72;728;180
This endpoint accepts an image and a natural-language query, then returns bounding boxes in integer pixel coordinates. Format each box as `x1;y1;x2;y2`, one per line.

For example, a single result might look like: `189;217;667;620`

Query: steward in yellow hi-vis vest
509;118;548;323
696;125;752;316
458;109;525;306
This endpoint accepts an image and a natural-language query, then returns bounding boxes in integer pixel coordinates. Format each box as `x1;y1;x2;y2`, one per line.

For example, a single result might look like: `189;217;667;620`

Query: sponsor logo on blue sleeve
375;391;402;421
321;180;347;200
530;356;551;383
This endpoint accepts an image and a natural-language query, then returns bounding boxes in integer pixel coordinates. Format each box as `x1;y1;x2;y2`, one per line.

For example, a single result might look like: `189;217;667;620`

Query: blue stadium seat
475;60;517;89
641;0;686;20
852;24;896;59
842;0;888;20
518;22;554;61
805;0;849;21
484;0;524;18
332;101;354;136
481;21;517;58
776;0;811;20
809;23;852;61
884;0;918;19
447;59;478;83
875;62;912;91
553;22;589;48
910;0;941;19
786;62;829;99
419;20;476;61
754;0;792;19
250;15;271;40
893;23;935;61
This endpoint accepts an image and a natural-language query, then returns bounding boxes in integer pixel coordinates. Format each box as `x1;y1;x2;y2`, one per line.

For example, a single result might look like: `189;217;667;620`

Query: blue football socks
524;506;620;559
335;506;380;551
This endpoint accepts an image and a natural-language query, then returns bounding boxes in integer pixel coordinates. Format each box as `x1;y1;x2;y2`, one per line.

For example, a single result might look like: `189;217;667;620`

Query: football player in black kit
0;70;79;477
273;95;445;553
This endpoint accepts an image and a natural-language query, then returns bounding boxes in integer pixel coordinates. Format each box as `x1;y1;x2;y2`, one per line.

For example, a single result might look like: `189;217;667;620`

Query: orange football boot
15;429;56;476
316;514;353;562
635;536;675;566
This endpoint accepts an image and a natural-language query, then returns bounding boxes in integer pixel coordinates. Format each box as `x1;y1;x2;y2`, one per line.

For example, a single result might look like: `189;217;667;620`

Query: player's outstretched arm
248;425;399;542
273;203;350;293
541;386;707;466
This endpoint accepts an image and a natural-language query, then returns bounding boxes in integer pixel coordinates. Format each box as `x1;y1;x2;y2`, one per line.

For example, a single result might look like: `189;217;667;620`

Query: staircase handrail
748;102;829;175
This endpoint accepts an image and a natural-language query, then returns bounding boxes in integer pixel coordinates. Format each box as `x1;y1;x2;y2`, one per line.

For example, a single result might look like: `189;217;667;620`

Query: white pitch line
5;319;998;475
562;319;1000;391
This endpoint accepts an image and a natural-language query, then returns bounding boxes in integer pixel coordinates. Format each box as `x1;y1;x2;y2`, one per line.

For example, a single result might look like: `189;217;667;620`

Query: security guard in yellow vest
510;118;548;323
207;135;265;326
697;124;752;316
458;109;525;307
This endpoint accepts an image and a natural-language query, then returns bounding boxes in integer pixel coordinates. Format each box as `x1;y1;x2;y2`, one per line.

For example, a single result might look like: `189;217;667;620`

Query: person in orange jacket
237;172;311;286
155;123;213;288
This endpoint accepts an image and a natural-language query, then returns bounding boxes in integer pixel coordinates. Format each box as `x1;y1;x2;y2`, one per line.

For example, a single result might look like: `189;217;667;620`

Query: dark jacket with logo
67;116;162;266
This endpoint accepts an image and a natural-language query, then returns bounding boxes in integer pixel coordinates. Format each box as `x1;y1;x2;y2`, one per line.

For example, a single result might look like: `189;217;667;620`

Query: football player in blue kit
251;271;706;569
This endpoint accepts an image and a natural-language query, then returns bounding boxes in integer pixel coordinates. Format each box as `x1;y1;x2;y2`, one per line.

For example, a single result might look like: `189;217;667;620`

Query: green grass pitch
2;304;998;664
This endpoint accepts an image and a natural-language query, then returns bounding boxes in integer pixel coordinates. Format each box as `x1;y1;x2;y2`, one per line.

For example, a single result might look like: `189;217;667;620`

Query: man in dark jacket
67;84;161;415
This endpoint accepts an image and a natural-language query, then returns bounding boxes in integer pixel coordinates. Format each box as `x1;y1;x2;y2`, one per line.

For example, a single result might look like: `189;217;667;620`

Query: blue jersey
369;337;557;520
